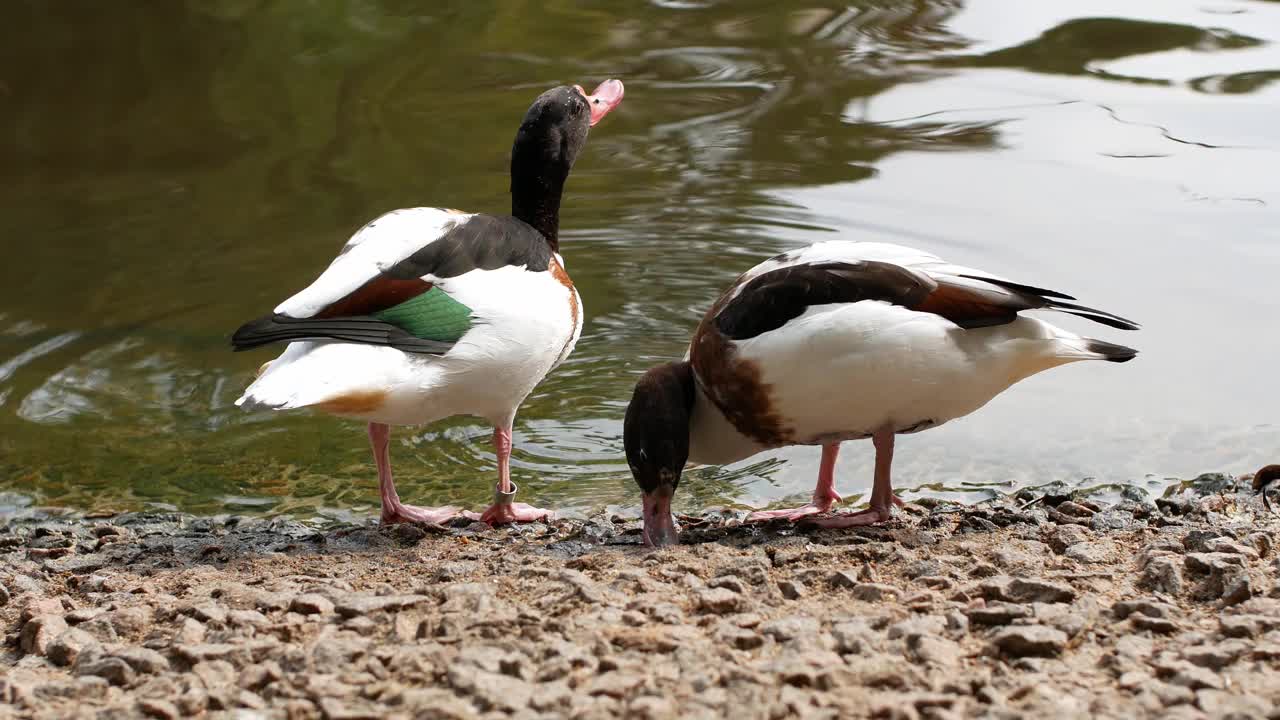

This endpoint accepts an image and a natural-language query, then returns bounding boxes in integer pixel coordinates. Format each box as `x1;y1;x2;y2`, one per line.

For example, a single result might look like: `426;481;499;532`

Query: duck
624;241;1139;546
1254;464;1280;513
231;80;624;526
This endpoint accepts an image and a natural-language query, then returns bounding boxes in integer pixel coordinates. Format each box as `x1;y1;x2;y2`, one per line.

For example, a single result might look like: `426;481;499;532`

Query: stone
989;626;1067;657
138;698;180;720
75;656;136;686
1130;615;1179;634
964;601;1030;626
1219;614;1276;638
760;616;820;643
173;617;206;645
1168;665;1224;691
1203;538;1259;558
717;624;763;650
831;621;876;655
334;594;431;618
1112;598;1176;620
1196;689;1273;717
1139;557;1183;595
112;647;170;674
1220;571;1253;606
1183;641;1248;670
910;635;961;667
20;614;68;656
240;661;283;691
887;616;945;642
778;580;805;600
709;575;746;594
1046;524;1092;553
1006;578;1075;603
1064;542;1109;563
696;588;742;614
1184;552;1245;575
587;671;645;699
847;583;899;601
290;594;335;615
47;628;100;667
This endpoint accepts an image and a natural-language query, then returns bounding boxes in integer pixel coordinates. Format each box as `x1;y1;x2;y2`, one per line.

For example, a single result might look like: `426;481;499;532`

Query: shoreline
2;475;1278;719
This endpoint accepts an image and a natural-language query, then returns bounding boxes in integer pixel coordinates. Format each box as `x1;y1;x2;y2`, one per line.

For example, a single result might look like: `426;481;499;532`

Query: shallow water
2;0;1277;520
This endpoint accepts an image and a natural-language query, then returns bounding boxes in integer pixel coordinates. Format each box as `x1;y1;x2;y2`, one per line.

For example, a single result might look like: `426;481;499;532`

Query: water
2;0;1277;520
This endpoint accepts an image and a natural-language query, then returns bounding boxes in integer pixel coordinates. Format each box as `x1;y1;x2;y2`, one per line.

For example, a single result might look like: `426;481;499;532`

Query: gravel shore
2;474;1278;720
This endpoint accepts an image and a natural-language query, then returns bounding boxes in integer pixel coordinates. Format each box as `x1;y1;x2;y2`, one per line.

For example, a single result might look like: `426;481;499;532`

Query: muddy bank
2;474;1278;720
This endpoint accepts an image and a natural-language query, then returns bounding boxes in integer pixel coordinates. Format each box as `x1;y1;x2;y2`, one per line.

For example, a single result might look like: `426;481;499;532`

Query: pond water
2;0;1277;520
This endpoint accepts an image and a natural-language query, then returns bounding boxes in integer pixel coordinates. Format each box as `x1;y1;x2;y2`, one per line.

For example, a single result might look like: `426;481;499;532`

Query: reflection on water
2;0;1277;519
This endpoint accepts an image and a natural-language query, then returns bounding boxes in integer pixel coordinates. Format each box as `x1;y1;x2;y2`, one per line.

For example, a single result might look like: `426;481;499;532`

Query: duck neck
510;151;568;254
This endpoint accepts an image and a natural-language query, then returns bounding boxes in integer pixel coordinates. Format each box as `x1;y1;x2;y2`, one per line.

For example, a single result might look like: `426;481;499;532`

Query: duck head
510;80;624;252
624;361;695;547
1254;464;1280;513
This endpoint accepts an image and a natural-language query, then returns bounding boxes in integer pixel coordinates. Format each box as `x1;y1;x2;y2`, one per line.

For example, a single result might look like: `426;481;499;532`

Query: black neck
510;170;565;253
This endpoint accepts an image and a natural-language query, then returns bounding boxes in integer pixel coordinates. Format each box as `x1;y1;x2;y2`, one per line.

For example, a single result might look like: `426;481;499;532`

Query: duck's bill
642;491;678;547
576;79;624;126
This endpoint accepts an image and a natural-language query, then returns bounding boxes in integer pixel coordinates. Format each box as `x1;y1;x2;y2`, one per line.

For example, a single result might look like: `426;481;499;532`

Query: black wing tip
228;313;454;355
1085;338;1138;363
231;314;278;351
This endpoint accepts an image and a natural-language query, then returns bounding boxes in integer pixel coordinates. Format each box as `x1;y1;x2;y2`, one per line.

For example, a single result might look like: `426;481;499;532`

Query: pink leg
748;442;844;522
465;425;553;525
809;426;904;528
369;422;463;525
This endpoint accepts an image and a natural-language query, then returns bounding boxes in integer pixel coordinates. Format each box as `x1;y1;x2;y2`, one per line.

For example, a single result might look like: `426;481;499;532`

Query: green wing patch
372;286;472;343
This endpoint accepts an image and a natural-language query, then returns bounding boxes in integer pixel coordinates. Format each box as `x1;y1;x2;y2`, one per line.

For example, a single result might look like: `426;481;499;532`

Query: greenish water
2;0;1277;520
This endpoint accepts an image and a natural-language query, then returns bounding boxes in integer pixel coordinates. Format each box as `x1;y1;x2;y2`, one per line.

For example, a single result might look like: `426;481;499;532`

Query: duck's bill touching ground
575;80;625;126
642;488;678;547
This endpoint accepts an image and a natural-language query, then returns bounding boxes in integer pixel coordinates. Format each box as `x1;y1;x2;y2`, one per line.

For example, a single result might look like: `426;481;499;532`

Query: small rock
1203;538;1259;558
1151;682;1195;707
847;583;899;602
778;580;805;600
1139;557;1183;595
188;603;227;625
47;628;99;667
1183;640;1248;670
1007;577;1075;603
716;624;763;650
334;594;431;618
1184;552;1245;575
20;614;68;656
138;698;180;720
1220;571;1253;606
904;559;943;578
1130;615;1179;634
112;647;170;674
910;635;961;667
172;617;206;645
75;656;136;686
709;576;746;594
290;594;335;615
964;601;1030;626
831;621;875;655
989;625;1067;658
1064;542;1109;564
1168;665;1223;691
1113;598;1176;620
760;616;819;643
1046;525;1091;553
696;588;742;614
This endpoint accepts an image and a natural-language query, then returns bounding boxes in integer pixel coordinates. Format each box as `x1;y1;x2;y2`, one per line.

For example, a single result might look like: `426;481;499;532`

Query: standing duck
625;241;1138;546
231;80;624;525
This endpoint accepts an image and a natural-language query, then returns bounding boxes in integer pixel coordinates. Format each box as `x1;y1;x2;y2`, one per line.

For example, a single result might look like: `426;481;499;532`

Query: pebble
964;601;1030;626
989;625;1067;657
846;583;900;602
289;594;335;615
1139;557;1183;595
760;616;819;643
20;613;69;655
1064;542;1109;563
46;628;100;667
778;579;805;600
696;588;743;614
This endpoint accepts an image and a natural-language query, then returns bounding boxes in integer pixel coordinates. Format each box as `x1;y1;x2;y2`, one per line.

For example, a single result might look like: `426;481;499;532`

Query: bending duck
232;80;624;525
625;241;1138;546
